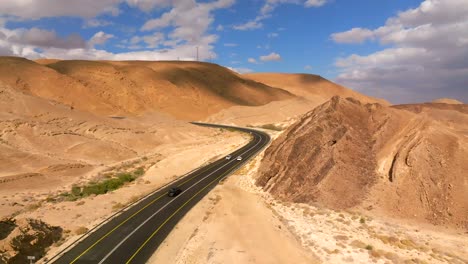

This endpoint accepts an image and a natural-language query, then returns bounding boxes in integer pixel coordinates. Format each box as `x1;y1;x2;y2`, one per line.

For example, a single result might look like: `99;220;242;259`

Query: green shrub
71;185;81;197
117;173;135;182
133;168;145;177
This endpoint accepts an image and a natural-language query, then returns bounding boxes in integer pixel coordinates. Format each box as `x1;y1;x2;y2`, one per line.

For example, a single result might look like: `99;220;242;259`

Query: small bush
75;226;88;235
117;173;135;183
365;245;373;251
360;217;366;224
133;168;145;177
71;185;81;196
112;203;125;211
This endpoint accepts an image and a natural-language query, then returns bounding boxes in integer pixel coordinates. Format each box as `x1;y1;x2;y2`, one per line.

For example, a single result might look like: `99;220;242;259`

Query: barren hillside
0;57;293;120
256;96;468;229
206;73;388;126
244;73;389;106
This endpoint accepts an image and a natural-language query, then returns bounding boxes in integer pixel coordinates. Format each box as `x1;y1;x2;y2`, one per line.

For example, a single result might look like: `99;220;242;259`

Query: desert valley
0;56;466;264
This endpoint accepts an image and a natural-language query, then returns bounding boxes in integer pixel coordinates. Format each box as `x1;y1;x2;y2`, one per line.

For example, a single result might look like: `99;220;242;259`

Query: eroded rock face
257;96;383;208
257;96;468;229
0;218;62;264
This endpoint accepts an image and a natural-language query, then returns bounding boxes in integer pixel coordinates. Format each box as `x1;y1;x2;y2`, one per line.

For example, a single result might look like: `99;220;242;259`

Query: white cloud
260;52;281;61
331;28;374;44
0;0;234;62
83;19;113;28
304;65;312;70
125;0;171;11
233;20;263;31
304;0;328;7
216;25;224;31
136;0;234;60
333;0;468;103
129;32;165;48
5;27;86;49
248;58;258;64
0;0;121;19
0;0;184;20
88;31;114;47
224;43;238;47
234;0;329;31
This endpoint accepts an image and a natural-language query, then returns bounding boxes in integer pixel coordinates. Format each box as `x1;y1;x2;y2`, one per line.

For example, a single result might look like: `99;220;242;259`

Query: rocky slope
0;218;62;264
256;96;468;229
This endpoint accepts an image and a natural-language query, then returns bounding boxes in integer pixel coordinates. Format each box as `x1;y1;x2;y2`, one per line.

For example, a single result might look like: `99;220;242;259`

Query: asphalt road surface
49;122;270;264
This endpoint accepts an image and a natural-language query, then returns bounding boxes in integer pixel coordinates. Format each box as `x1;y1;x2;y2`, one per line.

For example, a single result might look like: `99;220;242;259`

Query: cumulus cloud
138;0;234;60
0;0;235;62
0;0;121;19
5;27;86;49
234;0;329;31
331;28;374;44
88;31;114;47
125;0;171;11
260;52;281;61
83;19;113;28
332;0;468;103
130;33;165;49
0;0;179;20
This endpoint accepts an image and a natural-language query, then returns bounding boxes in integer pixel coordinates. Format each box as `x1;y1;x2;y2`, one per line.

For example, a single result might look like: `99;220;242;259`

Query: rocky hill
256;96;468;229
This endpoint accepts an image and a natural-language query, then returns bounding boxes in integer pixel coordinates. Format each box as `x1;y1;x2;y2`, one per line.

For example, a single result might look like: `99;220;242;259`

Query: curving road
48;123;270;264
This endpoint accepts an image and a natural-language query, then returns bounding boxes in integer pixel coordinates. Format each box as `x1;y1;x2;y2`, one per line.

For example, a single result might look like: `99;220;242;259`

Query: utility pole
196;46;199;61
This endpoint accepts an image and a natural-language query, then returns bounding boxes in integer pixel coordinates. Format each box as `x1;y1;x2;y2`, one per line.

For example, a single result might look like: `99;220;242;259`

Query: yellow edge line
70;159;222;263
125;163;240;263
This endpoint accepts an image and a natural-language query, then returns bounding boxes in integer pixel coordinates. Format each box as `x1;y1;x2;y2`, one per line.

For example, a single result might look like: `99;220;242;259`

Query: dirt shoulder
149;143;468;264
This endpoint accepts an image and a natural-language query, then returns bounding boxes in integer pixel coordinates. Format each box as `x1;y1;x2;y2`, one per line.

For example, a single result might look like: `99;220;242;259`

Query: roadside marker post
27;256;35;264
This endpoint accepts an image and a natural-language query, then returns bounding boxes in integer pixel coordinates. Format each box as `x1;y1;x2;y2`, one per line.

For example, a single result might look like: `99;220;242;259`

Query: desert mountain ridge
0;56;293;120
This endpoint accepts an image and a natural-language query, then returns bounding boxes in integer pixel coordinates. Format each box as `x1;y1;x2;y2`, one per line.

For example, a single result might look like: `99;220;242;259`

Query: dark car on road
168;187;182;197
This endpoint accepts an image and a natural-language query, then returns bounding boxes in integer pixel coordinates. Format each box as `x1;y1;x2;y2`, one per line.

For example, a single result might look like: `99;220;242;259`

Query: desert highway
49;122;270;264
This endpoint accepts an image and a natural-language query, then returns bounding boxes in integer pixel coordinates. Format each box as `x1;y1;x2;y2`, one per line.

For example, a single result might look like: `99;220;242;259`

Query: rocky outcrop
257;96;468;229
257;96;385;208
0;218;62;264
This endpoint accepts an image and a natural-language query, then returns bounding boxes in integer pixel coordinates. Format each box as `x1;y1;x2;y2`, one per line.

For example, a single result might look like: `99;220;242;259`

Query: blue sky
0;0;467;103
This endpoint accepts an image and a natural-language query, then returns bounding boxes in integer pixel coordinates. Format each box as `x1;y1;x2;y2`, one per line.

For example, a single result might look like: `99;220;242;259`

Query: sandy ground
11;128;250;263
148;156;318;264
149;138;468;264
